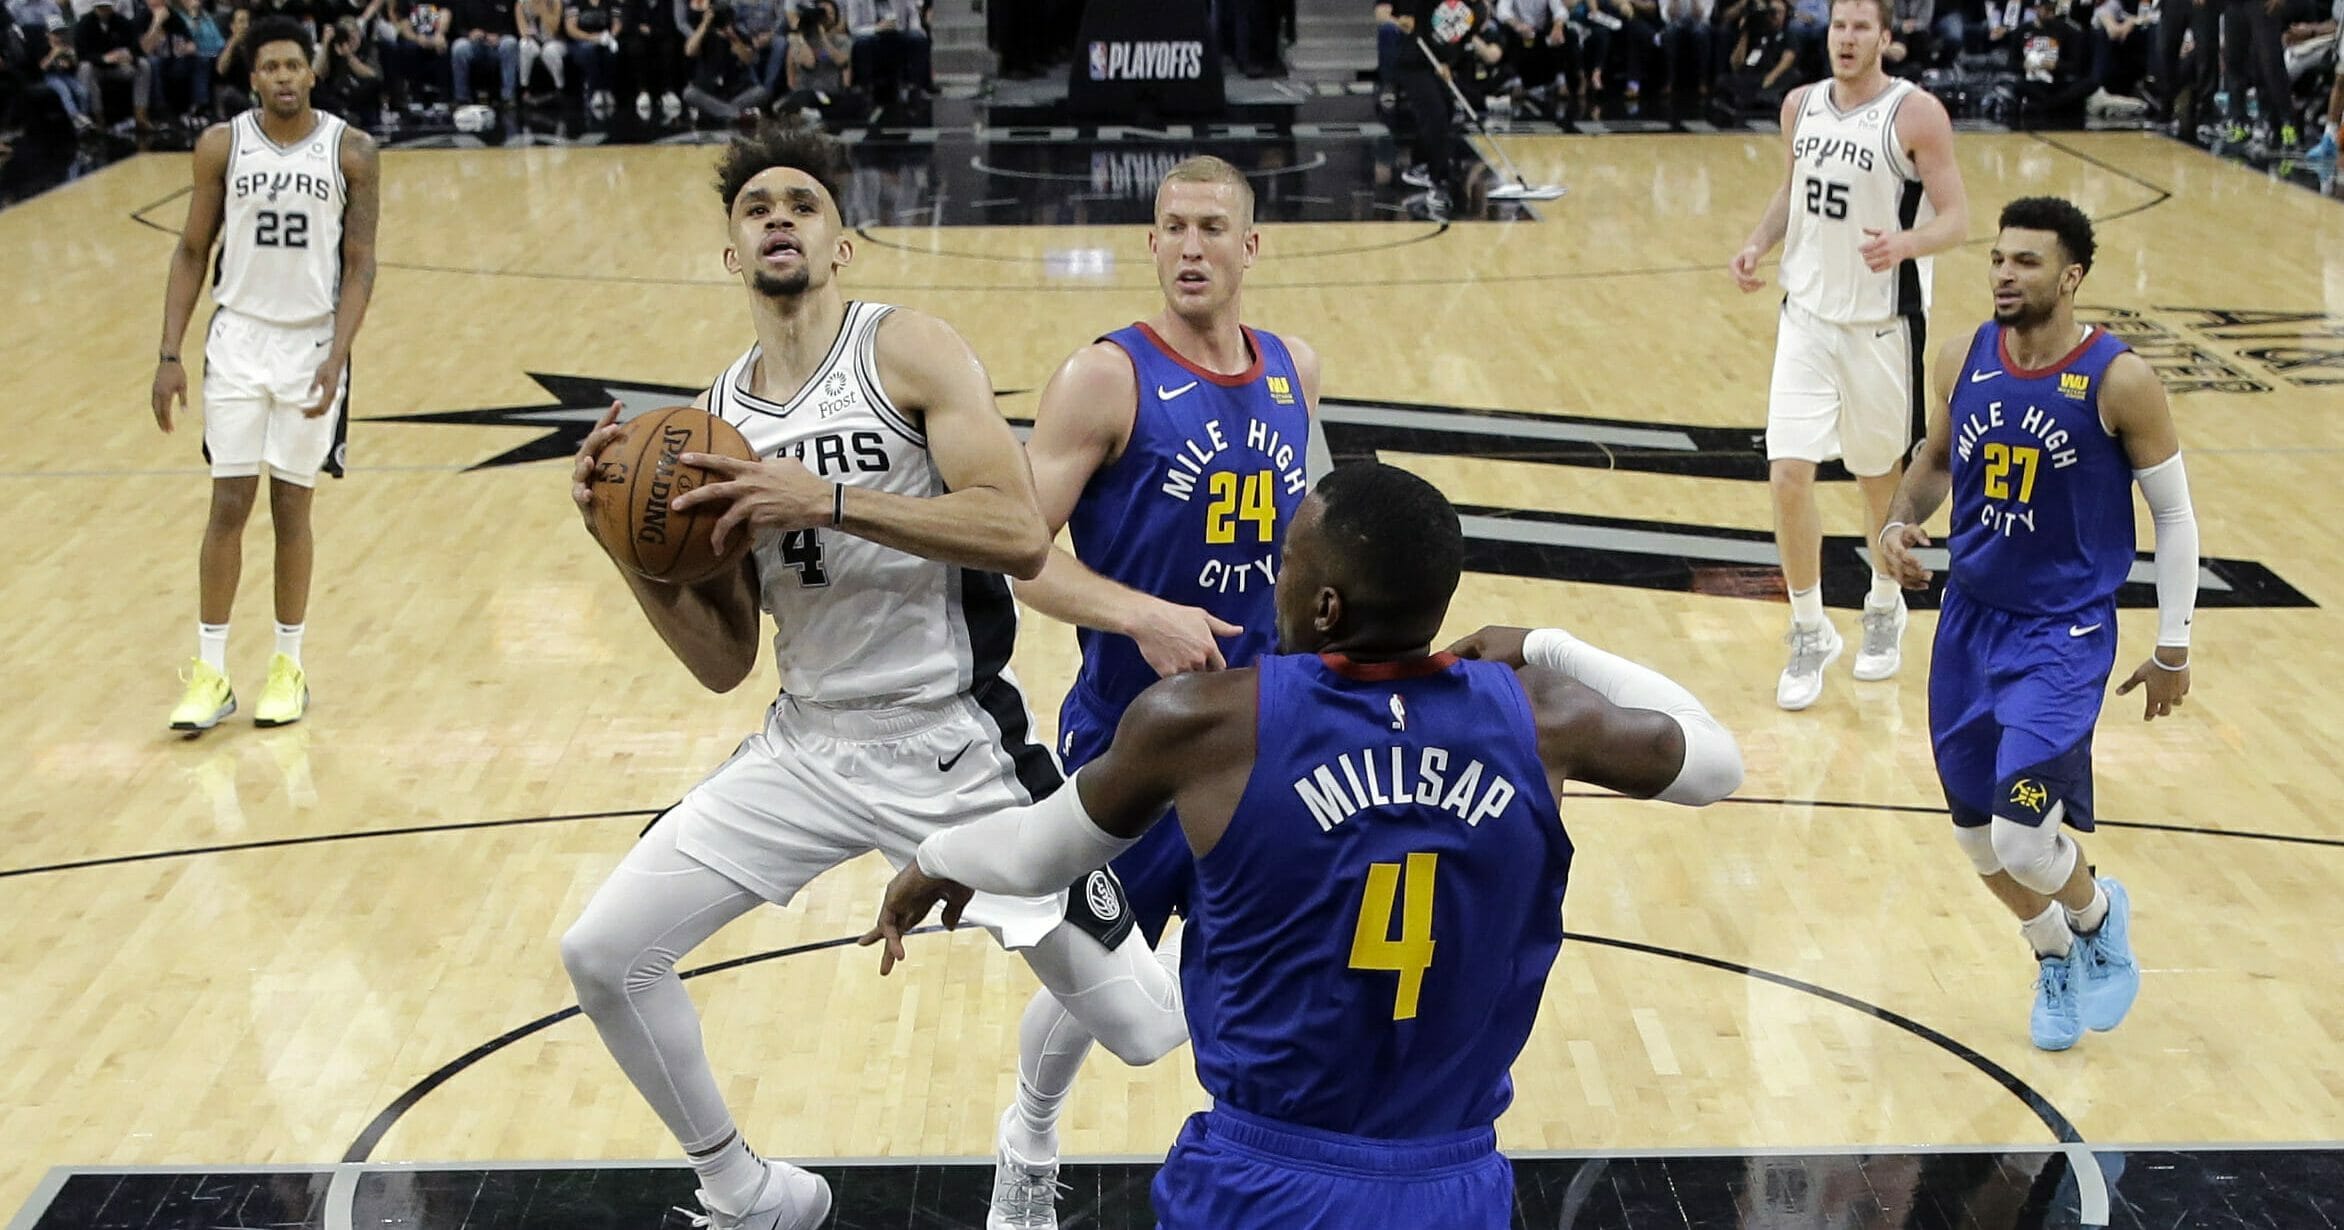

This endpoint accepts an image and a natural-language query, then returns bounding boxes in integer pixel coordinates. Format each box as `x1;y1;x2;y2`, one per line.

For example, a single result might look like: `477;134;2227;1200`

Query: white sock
1788;585;1825;628
686;1130;766;1215
198;623;230;673
1011;993;1091;1161
2066;881;2109;936
1866;570;1902;609
274;622;304;666
2021;902;2074;959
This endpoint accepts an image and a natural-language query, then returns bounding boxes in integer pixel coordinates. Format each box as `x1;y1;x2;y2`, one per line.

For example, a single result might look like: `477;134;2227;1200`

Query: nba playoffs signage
375;374;2314;611
1067;0;1224;119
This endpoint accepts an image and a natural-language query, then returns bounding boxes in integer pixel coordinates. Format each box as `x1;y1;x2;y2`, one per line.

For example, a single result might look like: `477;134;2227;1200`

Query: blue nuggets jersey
1947;324;2138;615
1184;652;1571;1140
1063;324;1312;722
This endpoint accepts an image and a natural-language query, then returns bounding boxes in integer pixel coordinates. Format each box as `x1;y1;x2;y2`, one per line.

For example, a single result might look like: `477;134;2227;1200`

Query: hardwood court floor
2;130;2341;1219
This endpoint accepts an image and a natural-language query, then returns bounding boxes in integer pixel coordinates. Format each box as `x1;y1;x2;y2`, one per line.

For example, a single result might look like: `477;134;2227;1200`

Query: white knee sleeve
1990;806;2075;894
1950;823;2001;875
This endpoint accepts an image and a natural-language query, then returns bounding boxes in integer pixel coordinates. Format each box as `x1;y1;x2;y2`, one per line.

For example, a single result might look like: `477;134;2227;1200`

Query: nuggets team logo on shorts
2009;779;2050;814
2059;372;2090;401
1085;871;1123;923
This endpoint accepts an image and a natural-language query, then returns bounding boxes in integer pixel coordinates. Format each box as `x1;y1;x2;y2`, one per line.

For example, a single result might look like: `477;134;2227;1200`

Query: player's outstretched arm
571;400;764;691
1863;91;1968;272
1014;342;1242;674
305;129;381;417
862;670;1255;972
1449;625;1742;806
2103;351;2197;720
153;123;233;434
1730;86;1807;292
1879;330;1968;587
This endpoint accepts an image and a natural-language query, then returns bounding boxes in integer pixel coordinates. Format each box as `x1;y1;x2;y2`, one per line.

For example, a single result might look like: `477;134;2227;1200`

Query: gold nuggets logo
2009;779;2050;814
1266;375;1296;406
2059;372;2090;401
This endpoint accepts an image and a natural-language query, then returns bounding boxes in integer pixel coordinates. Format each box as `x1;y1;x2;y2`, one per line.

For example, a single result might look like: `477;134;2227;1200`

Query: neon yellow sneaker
253;653;309;728
169;659;236;731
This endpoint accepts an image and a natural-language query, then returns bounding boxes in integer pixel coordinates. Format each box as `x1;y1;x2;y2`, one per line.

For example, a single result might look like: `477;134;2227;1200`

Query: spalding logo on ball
588;406;761;584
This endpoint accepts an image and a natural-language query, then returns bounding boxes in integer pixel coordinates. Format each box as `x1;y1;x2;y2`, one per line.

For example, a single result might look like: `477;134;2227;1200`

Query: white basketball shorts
1766;301;1925;478
202;308;349;486
668;690;1071;949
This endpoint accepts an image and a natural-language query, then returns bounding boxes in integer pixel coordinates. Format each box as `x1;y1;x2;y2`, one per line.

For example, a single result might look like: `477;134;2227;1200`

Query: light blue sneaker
2030;951;2084;1051
2307;131;2338;162
2077;876;2140;1032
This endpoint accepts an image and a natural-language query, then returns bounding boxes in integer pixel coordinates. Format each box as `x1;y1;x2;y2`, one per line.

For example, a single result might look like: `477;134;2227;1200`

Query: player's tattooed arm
305;129;380;417
154;123;234;433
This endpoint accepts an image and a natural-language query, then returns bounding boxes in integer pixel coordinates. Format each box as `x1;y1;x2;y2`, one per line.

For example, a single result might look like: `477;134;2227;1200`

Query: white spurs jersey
215;109;350;325
708;301;1023;709
1779;78;1934;324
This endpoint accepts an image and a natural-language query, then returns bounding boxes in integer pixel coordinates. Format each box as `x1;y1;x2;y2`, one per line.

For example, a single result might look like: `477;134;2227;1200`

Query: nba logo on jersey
1266;376;1295;406
2059;373;2090;401
1089;41;1109;79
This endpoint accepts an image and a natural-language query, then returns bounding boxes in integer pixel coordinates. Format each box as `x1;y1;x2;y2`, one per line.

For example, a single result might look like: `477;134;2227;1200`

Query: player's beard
753;266;812;298
1994;291;2054;328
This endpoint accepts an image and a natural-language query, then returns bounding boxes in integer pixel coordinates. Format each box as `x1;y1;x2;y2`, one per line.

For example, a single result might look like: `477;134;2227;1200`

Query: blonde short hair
1157;156;1255;229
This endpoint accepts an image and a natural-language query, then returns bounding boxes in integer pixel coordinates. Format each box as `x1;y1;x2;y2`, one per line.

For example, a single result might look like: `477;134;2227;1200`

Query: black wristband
159;353;180;363
831;483;845;529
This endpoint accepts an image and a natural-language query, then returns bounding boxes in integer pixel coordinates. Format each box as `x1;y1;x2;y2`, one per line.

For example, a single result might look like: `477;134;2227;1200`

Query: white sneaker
662;91;685;119
1776;620;1843;711
687;1160;831;1230
987;1107;1064;1230
1852;597;1908;681
635;90;652;119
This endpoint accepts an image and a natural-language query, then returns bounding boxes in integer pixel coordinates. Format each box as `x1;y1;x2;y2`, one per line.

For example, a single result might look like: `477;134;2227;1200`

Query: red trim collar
1997;325;2101;381
1319;652;1459;681
1133;321;1264;387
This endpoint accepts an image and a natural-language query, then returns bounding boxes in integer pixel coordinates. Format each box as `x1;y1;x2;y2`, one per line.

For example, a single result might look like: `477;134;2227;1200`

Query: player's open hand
2115;650;2190;721
1860;227;1914;273
860;862;974;976
570;401;627;530
673;452;829;556
300;354;342;418
1132;599;1243;676
1878;522;1933;589
1446;624;1531;668
1729;245;1766;293
151;359;187;433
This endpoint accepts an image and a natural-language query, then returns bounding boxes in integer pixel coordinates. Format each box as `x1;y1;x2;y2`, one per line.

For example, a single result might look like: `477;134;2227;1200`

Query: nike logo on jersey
1970;370;2004;383
1158;381;1198;401
2069;623;2102;638
937;741;973;772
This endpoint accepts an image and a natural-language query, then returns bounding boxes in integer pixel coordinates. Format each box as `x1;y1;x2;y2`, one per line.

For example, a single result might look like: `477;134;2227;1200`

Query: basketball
588;406;760;584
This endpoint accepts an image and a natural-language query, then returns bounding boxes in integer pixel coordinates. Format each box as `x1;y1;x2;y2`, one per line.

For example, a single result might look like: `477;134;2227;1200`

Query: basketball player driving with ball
557;122;1186;1230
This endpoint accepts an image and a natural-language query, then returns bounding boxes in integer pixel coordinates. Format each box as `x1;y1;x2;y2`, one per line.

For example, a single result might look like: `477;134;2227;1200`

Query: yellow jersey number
1982;442;2041;504
1348;852;1439;1020
1205;469;1278;545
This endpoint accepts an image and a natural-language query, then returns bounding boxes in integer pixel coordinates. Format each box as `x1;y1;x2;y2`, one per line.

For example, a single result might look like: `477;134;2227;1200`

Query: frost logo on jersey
1089;39;1204;80
818;370;854;418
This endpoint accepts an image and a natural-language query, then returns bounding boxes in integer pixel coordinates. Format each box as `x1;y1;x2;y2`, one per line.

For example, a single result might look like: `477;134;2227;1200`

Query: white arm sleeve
2134;453;2198;650
914;773;1140;898
1521;629;1744;806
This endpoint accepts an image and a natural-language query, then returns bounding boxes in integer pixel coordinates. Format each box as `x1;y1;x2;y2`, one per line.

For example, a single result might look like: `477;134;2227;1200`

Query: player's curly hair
714;120;849;216
246;15;315;66
1999;196;2096;274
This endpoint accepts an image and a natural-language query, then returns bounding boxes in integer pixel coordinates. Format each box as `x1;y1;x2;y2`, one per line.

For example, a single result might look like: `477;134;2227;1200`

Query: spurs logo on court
2080;304;2344;394
378;373;2316;612
1085;871;1122;922
2009;780;2050;814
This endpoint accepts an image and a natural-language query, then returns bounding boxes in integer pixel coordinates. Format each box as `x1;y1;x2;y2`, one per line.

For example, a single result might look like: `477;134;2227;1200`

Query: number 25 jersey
1947;323;2137;615
1184;652;1571;1139
1780;79;1934;324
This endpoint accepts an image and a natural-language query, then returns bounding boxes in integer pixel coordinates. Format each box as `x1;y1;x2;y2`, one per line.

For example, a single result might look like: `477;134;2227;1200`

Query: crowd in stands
0;0;935;137
1374;0;2343;153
